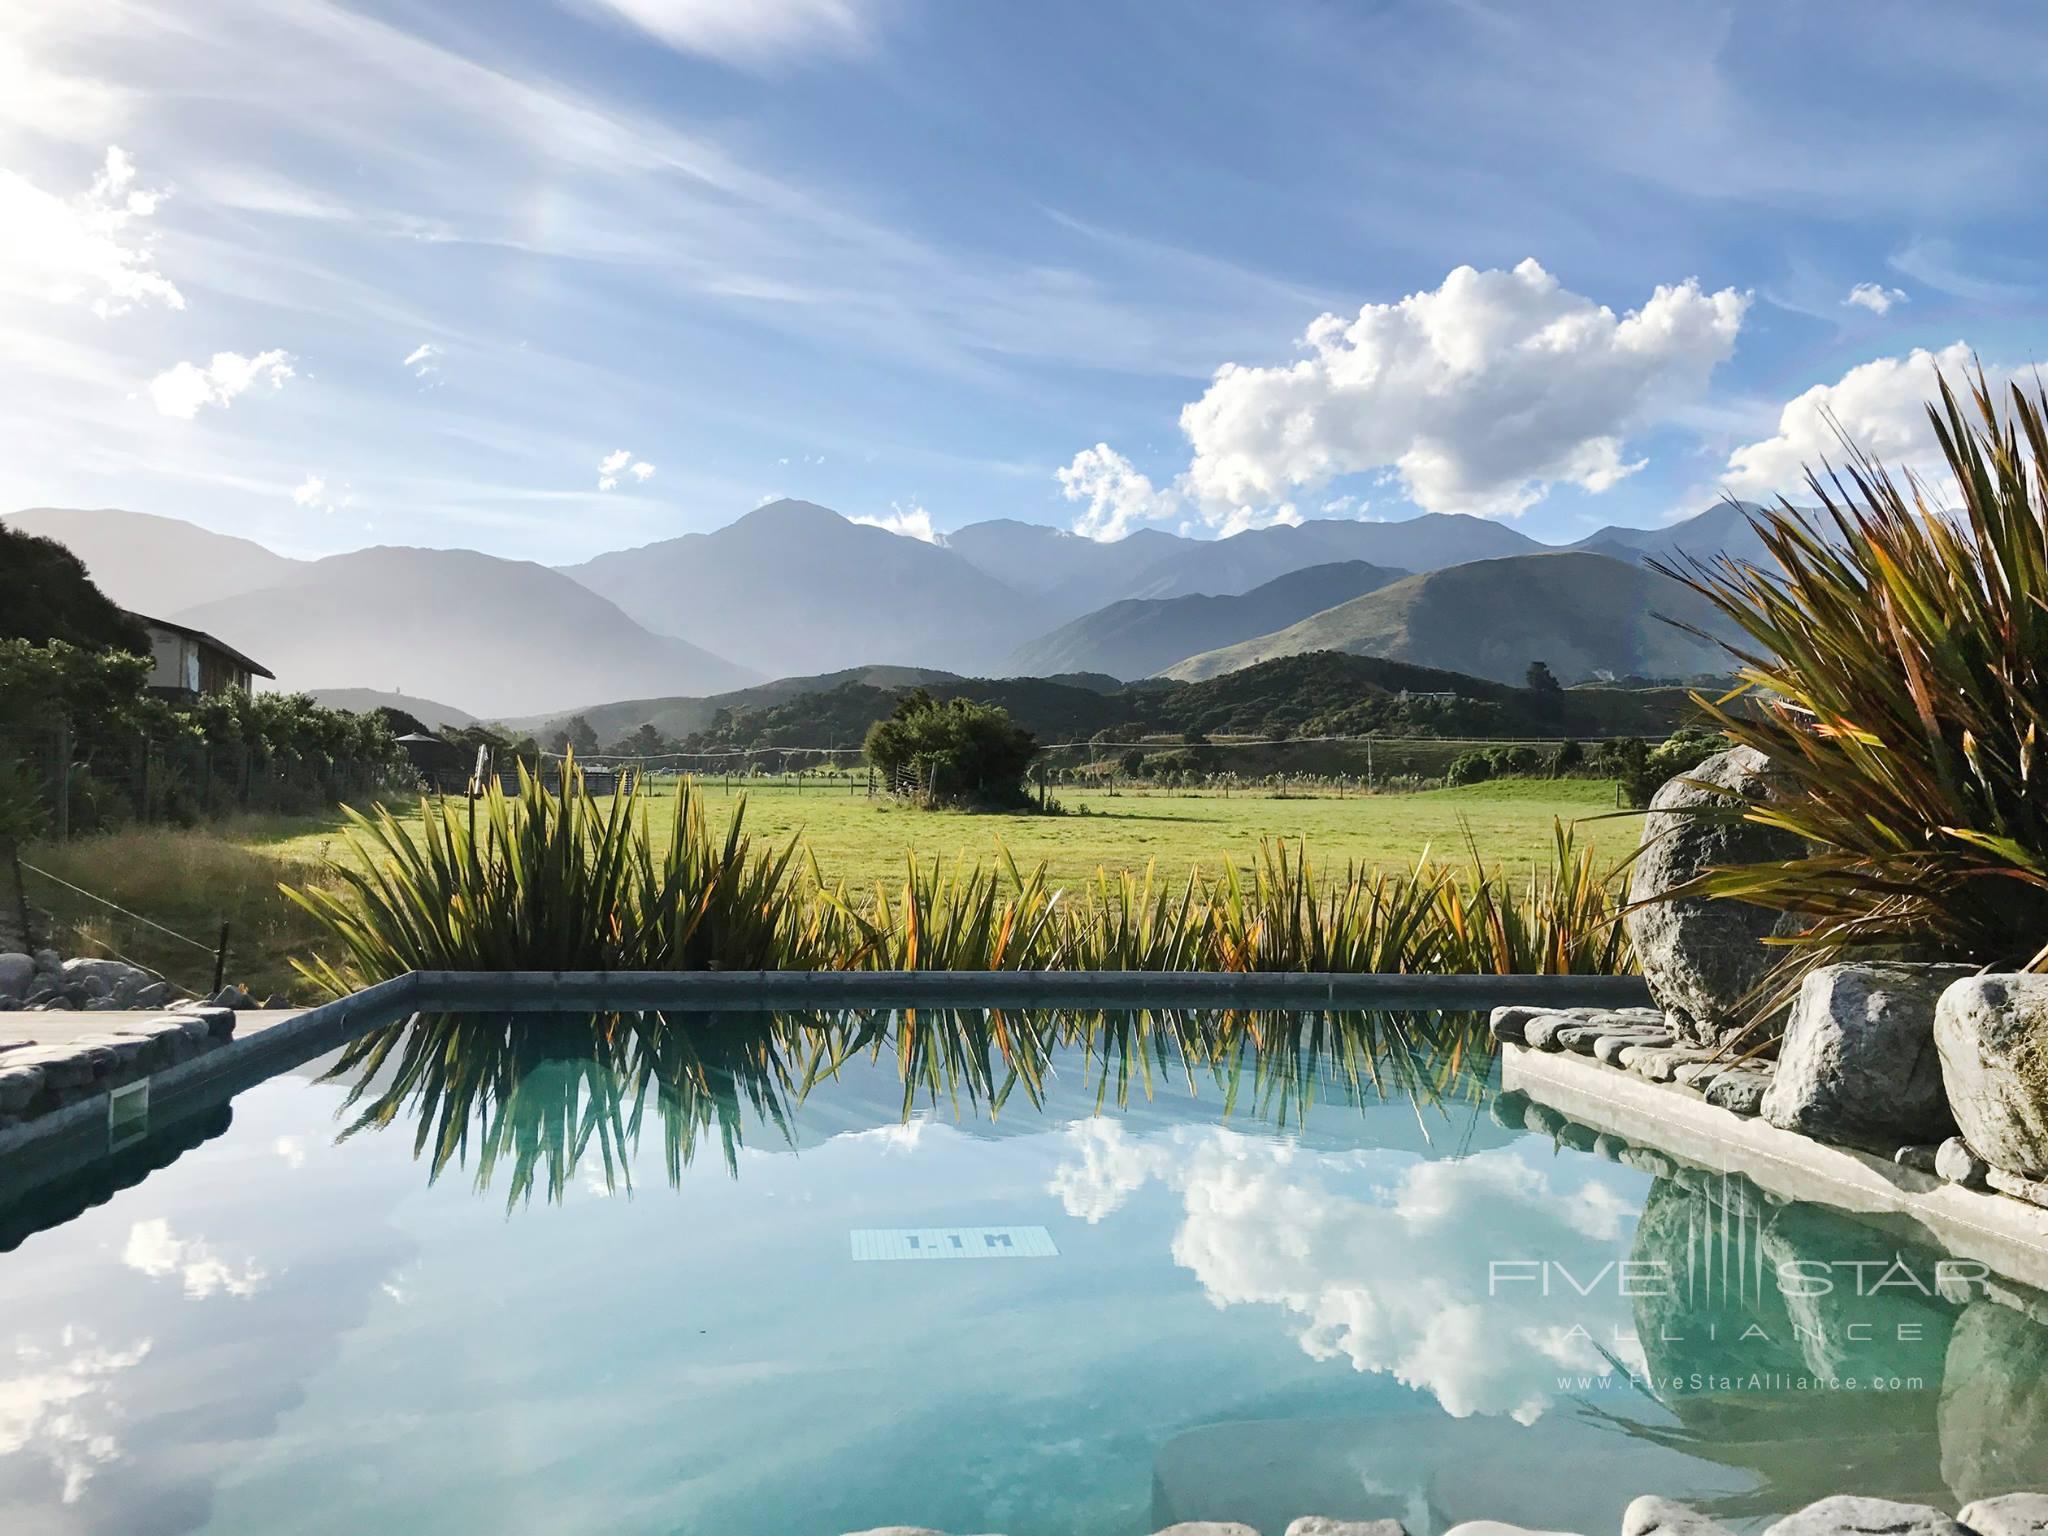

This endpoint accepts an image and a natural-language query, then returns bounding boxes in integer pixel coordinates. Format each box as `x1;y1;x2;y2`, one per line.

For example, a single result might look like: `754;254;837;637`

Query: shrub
863;691;1038;807
1446;751;1493;786
1665;369;2048;971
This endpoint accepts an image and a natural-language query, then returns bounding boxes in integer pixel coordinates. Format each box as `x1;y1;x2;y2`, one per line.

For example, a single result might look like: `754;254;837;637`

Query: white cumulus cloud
0;146;182;317
1047;1121;1649;1424
850;499;938;542
1722;341;2024;497
1843;282;1907;315
290;473;351;513
0;1328;153;1505
1057;443;1182;541
1172;259;1747;522
148;349;294;419
122;1219;269;1299
596;447;654;490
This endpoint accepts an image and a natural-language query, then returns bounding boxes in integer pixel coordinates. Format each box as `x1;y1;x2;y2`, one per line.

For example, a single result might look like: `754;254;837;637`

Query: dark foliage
862;691;1039;806
0;522;151;653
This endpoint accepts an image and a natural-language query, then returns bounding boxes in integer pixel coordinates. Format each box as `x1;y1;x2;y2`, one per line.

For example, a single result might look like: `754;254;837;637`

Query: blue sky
4;0;2046;562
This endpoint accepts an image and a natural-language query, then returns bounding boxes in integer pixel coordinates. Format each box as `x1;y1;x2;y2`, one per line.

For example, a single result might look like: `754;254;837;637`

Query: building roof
126;612;276;680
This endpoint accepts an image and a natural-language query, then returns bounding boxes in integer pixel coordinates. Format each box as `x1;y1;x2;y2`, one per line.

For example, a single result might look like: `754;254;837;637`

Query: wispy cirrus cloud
402;341;441;380
576;0;882;69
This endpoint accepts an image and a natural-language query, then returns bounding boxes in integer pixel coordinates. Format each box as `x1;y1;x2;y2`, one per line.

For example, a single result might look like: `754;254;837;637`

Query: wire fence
5;722;408;843
7;853;228;1000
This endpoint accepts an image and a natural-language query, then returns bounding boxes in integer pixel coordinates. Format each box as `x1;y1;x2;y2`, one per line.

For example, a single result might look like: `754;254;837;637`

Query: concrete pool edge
1502;1038;2048;1292
410;967;1653;1011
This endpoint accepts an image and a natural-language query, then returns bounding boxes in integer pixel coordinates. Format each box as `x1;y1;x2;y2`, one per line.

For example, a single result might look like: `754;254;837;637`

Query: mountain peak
732;498;847;533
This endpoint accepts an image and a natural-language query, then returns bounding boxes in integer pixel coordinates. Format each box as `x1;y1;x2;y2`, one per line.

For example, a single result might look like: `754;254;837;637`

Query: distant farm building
128;613;274;701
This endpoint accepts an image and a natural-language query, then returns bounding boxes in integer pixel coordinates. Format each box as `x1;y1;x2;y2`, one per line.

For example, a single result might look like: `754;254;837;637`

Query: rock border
840;1492;2048;1536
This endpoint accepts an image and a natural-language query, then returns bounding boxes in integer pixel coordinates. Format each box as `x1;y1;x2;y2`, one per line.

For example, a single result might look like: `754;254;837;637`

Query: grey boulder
1624;1497;1736;1536
1761;963;1973;1145
1762;1496;1963;1536
1286;1522;1409;1536
1958;1493;2048;1536
1935;1137;1989;1189
1624;747;1803;1047
1935;974;2048;1179
1705;1069;1771;1115
0;951;33;996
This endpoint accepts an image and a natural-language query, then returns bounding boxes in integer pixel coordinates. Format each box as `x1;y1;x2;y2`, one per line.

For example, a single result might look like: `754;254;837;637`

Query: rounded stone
1935;974;2048;1180
1623;747;1804;1048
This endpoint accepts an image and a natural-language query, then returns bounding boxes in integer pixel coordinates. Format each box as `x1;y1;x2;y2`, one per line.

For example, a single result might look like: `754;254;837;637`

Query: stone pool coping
1504;1039;2048;1294
0;968;1648;1187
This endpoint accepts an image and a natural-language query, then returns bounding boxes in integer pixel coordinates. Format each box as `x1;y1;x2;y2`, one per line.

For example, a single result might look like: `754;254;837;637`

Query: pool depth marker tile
850;1225;1058;1261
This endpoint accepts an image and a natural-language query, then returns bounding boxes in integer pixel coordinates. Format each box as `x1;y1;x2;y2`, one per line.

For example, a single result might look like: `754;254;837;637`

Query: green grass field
19;778;1641;1002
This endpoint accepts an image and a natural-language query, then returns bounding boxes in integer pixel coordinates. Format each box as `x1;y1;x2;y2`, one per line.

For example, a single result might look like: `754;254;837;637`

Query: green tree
0;523;151;653
863;692;1038;807
549;715;599;756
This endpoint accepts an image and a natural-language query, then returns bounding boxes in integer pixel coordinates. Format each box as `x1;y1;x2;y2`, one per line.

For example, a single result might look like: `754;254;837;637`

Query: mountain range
1164;551;1738;685
4;497;1769;717
1006;559;1406;679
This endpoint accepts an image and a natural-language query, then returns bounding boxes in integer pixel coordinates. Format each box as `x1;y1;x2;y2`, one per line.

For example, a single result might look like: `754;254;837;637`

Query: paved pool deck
1;1008;308;1051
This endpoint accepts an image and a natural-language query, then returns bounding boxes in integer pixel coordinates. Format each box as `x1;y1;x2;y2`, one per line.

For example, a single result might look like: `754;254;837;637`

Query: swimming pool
3;1005;2043;1536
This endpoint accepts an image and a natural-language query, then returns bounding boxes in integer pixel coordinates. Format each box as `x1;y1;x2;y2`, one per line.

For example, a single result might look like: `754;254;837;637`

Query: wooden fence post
53;719;71;842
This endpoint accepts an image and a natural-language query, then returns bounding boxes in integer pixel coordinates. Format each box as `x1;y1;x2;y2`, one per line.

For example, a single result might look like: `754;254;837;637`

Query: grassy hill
1007;559;1405;679
1163;551;1739;685
662;650;1705;761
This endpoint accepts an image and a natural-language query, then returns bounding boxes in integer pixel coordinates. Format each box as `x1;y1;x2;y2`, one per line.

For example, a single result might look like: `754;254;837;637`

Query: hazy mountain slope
1162;551;1738;686
1570;501;1777;571
1007;559;1406;679
7;506;301;612
943;519;1189;619
562;499;1035;678
171;547;757;717
306;689;477;729
1120;514;1543;601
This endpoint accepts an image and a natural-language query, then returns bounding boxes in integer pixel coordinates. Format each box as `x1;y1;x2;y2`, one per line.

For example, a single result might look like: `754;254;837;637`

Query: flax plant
1661;369;2048;971
289;761;1633;984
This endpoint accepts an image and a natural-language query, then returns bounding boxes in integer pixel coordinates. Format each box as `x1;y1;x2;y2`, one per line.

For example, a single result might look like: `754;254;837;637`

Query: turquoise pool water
2;1007;2043;1536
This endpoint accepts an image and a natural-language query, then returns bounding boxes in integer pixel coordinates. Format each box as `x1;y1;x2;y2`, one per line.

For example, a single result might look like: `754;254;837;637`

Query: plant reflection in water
322;1006;1497;1205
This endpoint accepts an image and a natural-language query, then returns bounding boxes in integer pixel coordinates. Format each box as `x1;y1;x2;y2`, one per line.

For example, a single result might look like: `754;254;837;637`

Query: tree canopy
863;690;1038;807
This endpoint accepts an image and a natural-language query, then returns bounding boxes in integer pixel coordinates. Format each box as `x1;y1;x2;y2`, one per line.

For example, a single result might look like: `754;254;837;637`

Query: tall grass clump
283;758;816;995
289;760;1633;983
1664;369;2048;971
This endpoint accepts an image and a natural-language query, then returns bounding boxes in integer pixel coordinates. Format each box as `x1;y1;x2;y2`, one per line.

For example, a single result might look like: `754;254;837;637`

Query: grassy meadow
18;776;1641;1001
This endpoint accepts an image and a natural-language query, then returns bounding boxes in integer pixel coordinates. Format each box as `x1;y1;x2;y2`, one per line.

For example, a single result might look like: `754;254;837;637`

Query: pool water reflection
1;1006;2044;1536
